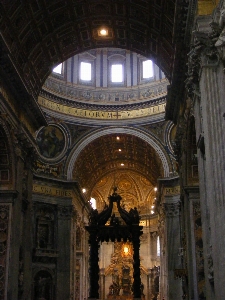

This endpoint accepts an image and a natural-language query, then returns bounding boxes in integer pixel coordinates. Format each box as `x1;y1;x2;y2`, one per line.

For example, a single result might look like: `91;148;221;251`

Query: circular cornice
38;92;166;125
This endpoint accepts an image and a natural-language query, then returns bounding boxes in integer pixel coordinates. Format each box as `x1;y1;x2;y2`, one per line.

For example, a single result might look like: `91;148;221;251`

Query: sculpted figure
215;8;225;47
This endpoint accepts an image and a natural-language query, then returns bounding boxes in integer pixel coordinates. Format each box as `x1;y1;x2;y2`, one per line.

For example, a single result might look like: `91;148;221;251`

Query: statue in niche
37;224;49;249
36;206;55;250
34;271;52;300
108;281;120;296
215;8;225;47
76;227;81;250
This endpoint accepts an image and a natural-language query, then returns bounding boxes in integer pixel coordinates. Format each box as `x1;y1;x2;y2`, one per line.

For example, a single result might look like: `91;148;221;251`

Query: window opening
53;63;62;74
111;64;123;82
90;197;96;209
80;62;92;81
157;236;160;256
143;60;153;78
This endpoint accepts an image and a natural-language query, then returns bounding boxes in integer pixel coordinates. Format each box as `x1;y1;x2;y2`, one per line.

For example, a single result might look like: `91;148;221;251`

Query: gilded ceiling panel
72;134;162;199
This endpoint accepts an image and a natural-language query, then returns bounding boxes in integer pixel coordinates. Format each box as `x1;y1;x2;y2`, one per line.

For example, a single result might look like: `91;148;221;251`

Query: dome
39;48;169;125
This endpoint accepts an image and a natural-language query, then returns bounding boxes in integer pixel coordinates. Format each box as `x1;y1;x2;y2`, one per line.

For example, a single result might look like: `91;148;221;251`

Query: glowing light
90;197;96;209
124;246;129;254
111;64;123;82
82;188;87;193
118;149;122;152
53;63;62;74
143;60;153;78
151;210;154;214
99;28;108;36
80;62;91;81
116;136;120;140
154;187;157;192
120;163;124;166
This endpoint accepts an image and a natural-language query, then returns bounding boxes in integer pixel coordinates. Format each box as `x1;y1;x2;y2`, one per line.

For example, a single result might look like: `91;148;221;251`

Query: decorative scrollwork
164;202;180;217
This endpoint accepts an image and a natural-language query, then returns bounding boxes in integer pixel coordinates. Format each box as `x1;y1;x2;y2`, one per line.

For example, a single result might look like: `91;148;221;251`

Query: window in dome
80;62;92;81
90;197;96;209
111;64;123;82
142;60;153;78
53;63;62;74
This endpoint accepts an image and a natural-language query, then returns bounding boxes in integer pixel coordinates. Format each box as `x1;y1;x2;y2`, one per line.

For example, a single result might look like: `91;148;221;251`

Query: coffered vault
65;126;174;196
0;0;191;112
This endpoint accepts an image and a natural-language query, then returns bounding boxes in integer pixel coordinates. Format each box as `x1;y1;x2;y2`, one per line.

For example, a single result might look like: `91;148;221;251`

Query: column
126;51;131;87
147;270;151;300
96;49;101;87
0;191;16;300
103;49;108;87
100;268;105;300
6;131;34;300
164;200;183;300
87;227;100;299
183;187;199;300
189;12;225;299
132;224;142;299
57;205;73;300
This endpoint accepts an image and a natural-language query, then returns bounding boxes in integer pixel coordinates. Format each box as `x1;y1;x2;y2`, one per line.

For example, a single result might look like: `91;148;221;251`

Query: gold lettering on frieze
198;0;218;16
164;186;180;196
38;96;166;120
33;184;72;198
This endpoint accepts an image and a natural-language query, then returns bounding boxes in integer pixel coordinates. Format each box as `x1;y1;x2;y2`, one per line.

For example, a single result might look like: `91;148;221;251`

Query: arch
66;127;172;180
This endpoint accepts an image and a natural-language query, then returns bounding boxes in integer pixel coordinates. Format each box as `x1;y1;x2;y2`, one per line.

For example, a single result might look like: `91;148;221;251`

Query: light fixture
82;188;87;193
118;149;122;152
93;27;113;40
120;163;124;166
99;28;108;36
123;245;129;254
116;136;120;140
154;187;157;192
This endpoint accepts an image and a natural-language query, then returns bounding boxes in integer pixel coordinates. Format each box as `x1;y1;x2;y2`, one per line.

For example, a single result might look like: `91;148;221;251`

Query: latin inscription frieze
38;96;166;120
33;184;72;198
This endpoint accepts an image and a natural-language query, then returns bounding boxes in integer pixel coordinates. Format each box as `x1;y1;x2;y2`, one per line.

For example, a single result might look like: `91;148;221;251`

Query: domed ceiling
0;0;190;104
39;48;169;125
34;48;173;208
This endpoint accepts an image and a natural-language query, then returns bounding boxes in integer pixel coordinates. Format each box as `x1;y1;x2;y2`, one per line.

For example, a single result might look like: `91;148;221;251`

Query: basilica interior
0;1;225;300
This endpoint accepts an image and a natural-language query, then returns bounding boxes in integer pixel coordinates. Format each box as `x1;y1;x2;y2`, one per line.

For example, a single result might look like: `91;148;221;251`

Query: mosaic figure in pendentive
36;125;65;159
